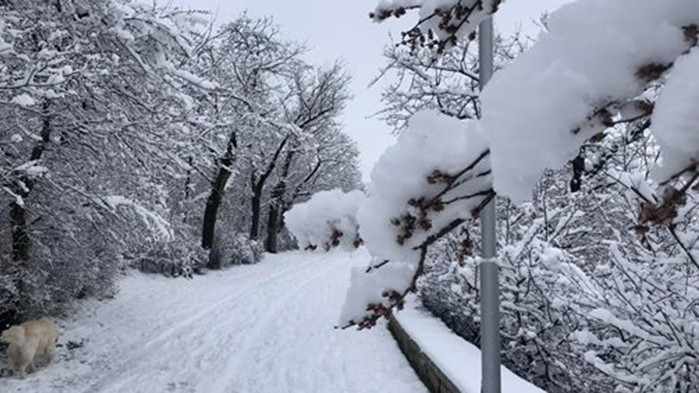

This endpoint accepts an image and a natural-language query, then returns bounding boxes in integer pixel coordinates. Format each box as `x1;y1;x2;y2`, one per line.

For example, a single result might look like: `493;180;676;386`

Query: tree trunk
249;136;290;241
265;150;294;253
201;132;237;250
10;204;30;261
10;102;52;262
250;178;263;240
265;199;281;253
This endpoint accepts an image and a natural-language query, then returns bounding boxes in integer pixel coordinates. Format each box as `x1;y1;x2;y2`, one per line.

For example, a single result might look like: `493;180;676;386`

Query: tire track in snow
196;259;345;393
82;253;330;393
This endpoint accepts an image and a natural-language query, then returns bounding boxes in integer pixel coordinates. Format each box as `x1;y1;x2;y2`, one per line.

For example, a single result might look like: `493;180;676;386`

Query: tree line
0;1;361;328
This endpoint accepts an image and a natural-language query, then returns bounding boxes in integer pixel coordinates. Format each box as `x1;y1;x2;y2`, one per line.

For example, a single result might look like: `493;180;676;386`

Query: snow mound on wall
285;189;364;251
396;296;546;393
481;0;699;202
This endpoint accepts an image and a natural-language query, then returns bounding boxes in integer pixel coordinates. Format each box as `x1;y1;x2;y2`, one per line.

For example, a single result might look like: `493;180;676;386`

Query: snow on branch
481;0;699;204
371;0;502;54
102;196;174;242
358;110;491;264
340;111;492;328
285;189;364;252
651;47;699;184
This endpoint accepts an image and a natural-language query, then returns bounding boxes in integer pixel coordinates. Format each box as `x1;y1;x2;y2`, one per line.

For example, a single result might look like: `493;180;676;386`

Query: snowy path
2;250;426;393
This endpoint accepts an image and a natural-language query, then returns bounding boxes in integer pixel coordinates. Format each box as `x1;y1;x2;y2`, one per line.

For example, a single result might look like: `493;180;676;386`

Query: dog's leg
45;344;56;363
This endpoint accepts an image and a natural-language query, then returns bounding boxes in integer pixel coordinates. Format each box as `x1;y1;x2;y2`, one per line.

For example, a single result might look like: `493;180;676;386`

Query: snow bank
396;296;545;393
651;48;699;182
358;110;491;264
285;189;364;252
481;0;699;202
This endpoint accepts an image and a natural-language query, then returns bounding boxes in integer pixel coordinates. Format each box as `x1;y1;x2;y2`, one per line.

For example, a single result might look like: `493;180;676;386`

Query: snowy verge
393;296;545;393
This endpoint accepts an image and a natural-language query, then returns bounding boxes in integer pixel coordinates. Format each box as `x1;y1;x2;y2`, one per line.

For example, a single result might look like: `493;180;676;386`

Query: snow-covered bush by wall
285;189;364;252
420;168;699;392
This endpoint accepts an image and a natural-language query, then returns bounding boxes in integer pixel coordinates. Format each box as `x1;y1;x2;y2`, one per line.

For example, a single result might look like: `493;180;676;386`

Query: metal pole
478;16;501;393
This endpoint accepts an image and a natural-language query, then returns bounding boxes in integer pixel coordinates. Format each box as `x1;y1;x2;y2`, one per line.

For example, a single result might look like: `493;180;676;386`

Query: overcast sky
175;0;573;180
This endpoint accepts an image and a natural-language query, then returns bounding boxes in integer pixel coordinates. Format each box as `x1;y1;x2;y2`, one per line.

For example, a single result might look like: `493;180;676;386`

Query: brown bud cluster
636;63;672;84
355;290;406;330
684;24;698;46
455;229;474;261
353;233;364;248
391;170;456;246
427;169;454;184
639;186;688;225
369;6;408;21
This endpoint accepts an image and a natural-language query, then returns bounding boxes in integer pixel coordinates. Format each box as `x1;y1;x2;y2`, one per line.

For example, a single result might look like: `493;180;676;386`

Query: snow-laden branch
340;110;492;327
345;0;699;333
285;189;364;252
651;47;699;183
102;196;174;242
359;111;491;264
371;0;502;54
481;0;699;203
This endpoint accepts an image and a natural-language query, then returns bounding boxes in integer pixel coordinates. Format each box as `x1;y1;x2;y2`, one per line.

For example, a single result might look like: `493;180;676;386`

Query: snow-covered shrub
420;160;699;393
285;189;364;252
208;233;264;270
133;242;206;278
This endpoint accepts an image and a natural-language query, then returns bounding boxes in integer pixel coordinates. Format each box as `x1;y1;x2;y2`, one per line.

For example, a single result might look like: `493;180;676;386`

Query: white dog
1;319;59;378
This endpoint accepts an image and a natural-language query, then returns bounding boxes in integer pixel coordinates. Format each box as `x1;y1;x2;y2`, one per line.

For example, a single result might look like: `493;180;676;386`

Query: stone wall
388;316;462;393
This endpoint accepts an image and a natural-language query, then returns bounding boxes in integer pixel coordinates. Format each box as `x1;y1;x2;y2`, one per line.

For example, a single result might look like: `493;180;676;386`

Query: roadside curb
388;315;462;393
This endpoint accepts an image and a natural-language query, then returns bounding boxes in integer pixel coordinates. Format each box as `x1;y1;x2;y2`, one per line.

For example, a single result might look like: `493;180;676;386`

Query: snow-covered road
2;250;426;393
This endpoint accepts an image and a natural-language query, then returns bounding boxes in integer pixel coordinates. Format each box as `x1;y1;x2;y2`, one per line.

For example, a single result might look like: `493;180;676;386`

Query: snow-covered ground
1;250;426;393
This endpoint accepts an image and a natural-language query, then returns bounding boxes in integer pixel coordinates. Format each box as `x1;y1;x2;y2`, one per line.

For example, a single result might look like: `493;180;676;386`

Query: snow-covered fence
285;189;364;252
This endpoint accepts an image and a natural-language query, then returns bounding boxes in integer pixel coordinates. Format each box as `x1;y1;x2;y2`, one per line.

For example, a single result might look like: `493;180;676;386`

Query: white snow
481;0;699;202
11;93;36;107
102;196;174;242
285;189;364;252
395;296;546;393
607;169;657;203
651;48;699;182
358;110;490;264
1;250;426;393
372;0;497;43
340;260;416;326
